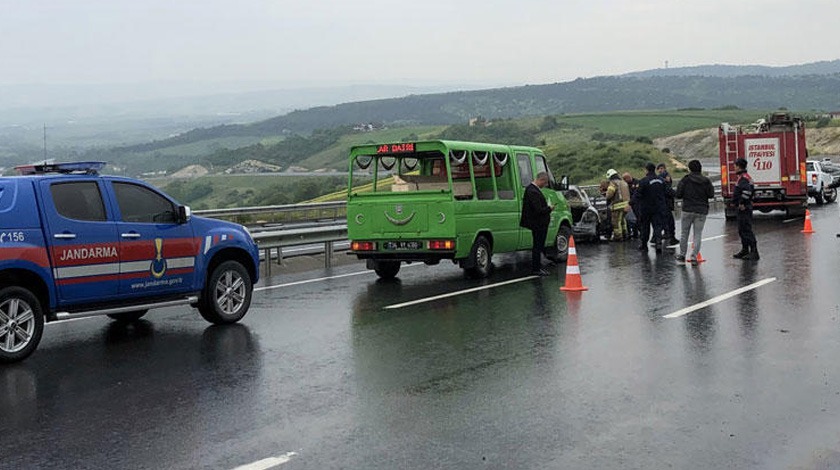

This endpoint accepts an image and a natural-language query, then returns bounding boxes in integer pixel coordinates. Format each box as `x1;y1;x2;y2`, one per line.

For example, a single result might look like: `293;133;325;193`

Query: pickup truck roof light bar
14;161;107;176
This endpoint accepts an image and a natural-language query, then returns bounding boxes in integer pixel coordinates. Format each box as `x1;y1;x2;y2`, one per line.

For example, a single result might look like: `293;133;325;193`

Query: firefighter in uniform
732;158;759;260
605;169;629;241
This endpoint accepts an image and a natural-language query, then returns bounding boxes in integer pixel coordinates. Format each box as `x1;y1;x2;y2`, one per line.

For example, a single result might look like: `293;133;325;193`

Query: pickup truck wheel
107;310;148;322
815;187;825;205
0;287;44;364
549;225;573;263
198;261;253;325
374;261;401;279
465;236;492;278
825;187;837;203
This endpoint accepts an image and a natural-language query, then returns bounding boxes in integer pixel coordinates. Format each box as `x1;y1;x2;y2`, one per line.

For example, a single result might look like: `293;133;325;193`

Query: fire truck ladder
723;126;740;164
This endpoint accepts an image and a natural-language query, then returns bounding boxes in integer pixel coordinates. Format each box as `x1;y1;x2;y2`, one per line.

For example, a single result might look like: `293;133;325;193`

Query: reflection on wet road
2;206;840;469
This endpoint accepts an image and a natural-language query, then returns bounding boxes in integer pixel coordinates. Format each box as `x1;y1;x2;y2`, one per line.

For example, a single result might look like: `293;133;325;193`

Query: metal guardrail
195;201;346;224
252;224;348;274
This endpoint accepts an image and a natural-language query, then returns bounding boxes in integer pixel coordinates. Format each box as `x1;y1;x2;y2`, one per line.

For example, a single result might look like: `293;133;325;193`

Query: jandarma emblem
395;204;403;214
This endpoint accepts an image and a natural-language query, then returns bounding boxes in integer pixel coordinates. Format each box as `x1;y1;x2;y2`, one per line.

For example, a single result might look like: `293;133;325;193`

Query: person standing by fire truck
732;158;759;260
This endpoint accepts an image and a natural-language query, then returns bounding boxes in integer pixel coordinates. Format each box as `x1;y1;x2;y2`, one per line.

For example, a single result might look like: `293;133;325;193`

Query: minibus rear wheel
374;261;401;279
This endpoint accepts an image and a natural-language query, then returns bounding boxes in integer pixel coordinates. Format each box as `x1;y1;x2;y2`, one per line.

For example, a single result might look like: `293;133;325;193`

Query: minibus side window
516;153;532;188
534;155;555;186
494;153;515;200
473;151;495;200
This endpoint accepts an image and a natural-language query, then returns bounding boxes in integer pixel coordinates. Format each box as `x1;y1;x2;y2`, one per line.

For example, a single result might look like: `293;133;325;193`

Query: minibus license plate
384;241;422;250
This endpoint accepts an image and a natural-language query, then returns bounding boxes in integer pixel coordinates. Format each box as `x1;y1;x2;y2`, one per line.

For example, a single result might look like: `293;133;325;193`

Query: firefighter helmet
606;168;619;179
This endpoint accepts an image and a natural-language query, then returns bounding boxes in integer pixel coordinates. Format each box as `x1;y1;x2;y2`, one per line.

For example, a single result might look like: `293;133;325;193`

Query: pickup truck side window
50;182;107;222
113;182;178;223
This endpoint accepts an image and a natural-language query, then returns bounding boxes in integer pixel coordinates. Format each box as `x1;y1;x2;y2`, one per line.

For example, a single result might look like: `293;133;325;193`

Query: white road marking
231;452;297;470
255;263;422;292
663;277;777;319
666;234;725;249
255;271;372;291
384;276;539;310
783;217;802;224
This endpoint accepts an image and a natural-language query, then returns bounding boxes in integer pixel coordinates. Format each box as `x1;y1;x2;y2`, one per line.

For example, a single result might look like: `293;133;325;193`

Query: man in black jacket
632;163;667;252
520;172;555;275
675;159;715;265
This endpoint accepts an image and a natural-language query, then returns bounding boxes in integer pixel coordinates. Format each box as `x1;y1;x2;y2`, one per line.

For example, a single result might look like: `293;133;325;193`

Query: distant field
295;125;446;170
156;173;348;209
134;136;268;158
551;109;775;138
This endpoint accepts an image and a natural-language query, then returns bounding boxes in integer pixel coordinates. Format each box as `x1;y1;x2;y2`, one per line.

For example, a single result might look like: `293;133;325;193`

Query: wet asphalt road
3;204;840;469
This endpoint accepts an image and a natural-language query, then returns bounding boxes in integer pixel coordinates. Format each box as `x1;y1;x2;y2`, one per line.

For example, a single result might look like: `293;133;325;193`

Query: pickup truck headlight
582;209;598;224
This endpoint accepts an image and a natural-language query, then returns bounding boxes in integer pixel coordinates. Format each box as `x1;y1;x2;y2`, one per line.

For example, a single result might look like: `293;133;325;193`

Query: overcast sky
1;0;836;90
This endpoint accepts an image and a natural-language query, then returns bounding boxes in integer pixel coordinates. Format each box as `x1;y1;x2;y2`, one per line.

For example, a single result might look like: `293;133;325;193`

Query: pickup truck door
39;179;121;305
107;181;199;298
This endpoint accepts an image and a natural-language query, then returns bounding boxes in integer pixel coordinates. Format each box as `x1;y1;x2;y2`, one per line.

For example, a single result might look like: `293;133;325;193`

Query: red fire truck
719;112;808;219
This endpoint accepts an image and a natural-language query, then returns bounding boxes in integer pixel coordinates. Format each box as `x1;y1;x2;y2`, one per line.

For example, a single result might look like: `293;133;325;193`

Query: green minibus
347;140;574;279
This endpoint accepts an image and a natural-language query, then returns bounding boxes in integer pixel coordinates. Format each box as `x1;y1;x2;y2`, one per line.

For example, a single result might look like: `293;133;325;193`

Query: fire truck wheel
465;236;493;278
0;287;45;364
198;261;253;325
374;261;401;279
107;310;148;322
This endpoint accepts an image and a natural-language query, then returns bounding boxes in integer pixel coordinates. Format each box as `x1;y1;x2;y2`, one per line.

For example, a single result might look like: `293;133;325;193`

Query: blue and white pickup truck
0;162;260;363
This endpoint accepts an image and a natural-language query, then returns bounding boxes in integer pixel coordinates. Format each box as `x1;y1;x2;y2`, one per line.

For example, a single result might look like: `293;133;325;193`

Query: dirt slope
655;126;840;163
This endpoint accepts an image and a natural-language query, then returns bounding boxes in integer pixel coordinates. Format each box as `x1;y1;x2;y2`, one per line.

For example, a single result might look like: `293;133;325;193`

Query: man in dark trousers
732;158;759;260
632;163;667;252
520;172;555;276
657;163;679;246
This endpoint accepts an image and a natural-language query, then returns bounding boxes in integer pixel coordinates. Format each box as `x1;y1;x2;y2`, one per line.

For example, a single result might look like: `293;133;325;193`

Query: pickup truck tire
465;236;492;278
825;187;837;203
0;287;44;364
815;187;825;205
107;310;148;322
374;261;401;279
198;261;253;325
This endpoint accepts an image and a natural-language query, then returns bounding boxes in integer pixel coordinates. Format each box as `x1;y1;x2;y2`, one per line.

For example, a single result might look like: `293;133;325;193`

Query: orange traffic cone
688;240;706;264
560;236;588;292
801;209;815;234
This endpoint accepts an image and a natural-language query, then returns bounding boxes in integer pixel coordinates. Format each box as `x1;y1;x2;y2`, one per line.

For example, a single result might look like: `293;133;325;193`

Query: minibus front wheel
464;236;493;279
550;225;573;263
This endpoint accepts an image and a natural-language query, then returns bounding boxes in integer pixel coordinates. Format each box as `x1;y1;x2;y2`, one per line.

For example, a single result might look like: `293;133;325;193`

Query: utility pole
43;123;47;164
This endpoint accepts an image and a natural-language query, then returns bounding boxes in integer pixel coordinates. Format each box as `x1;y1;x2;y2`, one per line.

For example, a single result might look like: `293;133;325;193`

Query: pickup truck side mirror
178;205;191;224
